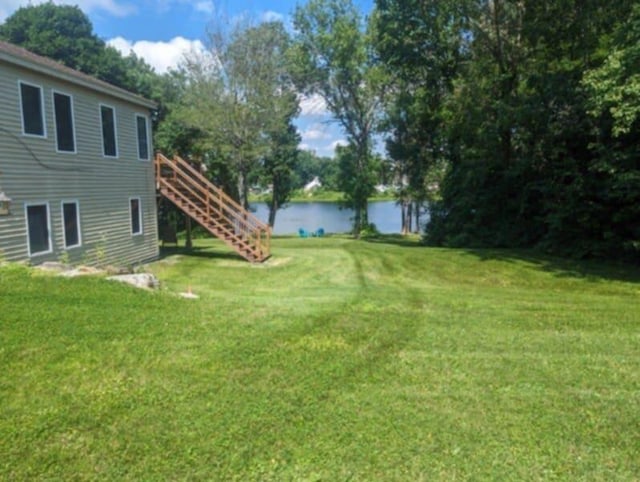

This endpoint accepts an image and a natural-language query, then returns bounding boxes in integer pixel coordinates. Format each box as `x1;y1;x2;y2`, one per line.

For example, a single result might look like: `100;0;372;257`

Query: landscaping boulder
107;273;159;290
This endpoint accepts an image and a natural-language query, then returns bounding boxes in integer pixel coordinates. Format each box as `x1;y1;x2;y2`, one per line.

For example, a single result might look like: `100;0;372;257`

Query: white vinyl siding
52;91;76;153
19;81;46;137
100;104;118;157
61;200;81;249
135;114;149;160
25;202;52;256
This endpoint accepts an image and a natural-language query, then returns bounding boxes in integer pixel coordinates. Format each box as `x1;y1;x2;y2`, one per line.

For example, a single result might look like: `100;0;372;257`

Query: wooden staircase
155;153;271;262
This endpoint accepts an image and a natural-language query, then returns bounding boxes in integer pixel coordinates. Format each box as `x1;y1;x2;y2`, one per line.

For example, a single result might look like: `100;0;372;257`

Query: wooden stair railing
155;153;271;262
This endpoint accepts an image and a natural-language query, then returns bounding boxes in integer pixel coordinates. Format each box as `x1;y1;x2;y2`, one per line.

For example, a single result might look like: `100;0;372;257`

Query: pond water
250;200;427;235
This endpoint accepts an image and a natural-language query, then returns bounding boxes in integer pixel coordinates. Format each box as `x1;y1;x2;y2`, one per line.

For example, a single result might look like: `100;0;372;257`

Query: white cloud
299;93;328;116
330;139;349;150
301;123;332;142
194;0;214;14
297;135;349;158
153;0;215;15
296;114;349;158
108;36;205;74
308;139;348;158
0;0;136;21
261;10;284;23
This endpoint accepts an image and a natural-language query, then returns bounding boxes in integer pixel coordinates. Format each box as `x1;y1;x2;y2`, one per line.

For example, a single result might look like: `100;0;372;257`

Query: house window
136;115;149;160
62;201;81;249
19;82;45;136
130;197;142;235
25;203;51;256
53;92;75;152
100;105;118;157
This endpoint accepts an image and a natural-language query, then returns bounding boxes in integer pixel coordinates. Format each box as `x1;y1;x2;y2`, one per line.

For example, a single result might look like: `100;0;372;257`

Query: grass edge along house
0;40;158;267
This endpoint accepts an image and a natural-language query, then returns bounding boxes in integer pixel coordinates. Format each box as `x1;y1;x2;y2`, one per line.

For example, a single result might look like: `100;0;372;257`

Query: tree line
375;0;640;260
2;1;638;260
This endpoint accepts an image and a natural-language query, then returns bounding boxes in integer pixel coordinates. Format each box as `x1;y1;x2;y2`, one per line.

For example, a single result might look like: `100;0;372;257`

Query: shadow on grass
364;235;640;283
158;244;245;262
463;248;640;284
362;234;424;248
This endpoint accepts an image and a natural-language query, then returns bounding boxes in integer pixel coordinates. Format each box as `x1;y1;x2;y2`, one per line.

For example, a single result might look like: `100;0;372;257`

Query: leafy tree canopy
0;3;158;99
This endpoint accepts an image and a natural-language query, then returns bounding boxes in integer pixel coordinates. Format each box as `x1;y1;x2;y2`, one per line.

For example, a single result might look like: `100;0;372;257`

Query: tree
335;143;380;228
177;21;298;209
584;4;640;137
292;0;382;236
261;119;300;227
0;3;157;97
0;3;103;71
373;0;467;234
294;151;339;190
373;0;638;260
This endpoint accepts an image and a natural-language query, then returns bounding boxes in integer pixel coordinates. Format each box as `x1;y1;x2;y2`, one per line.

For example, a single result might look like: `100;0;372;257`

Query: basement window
130;197;142;235
62;201;81;249
25;203;52;256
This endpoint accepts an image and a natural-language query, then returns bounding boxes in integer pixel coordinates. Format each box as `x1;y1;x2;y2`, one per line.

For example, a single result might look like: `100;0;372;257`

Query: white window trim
129;197;143;236
61;200;82;249
25;201;53;257
52;90;77;154
100;103;119;158
18;80;47;138
135;113;150;161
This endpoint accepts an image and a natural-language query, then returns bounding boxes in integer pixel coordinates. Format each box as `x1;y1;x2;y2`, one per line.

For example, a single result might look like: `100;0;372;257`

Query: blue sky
0;0;375;157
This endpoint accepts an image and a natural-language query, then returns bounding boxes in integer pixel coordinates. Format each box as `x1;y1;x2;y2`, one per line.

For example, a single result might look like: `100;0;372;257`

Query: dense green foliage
373;0;463;233
293;150;339;190
173;21;300;211
374;0;640;260
260;120;300;226
292;0;382;236
1;239;639;479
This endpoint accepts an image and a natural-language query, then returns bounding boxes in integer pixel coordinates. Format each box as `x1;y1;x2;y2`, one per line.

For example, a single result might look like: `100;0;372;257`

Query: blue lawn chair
298;228;309;238
315;227;325;237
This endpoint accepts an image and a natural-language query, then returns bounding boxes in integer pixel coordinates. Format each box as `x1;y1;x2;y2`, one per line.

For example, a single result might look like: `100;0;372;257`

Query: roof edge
0;42;157;110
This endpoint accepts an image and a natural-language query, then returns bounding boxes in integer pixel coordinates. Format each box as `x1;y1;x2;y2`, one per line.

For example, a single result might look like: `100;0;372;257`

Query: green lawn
1;237;639;480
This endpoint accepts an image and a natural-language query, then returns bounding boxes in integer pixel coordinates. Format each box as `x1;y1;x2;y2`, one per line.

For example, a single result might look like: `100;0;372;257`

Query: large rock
107;273;159;290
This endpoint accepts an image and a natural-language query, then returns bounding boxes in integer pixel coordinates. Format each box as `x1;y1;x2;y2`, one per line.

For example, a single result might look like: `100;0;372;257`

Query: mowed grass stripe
1;236;638;480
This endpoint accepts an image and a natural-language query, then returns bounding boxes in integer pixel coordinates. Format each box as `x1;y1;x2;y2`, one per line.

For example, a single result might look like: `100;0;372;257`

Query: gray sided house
0;41;158;267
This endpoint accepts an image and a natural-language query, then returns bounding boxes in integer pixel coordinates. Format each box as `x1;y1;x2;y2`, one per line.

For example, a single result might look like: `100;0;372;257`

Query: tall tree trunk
362;201;369;227
268;198;278;227
414;201;420;233
401;200;407;235
237;171;250;211
354;205;362;238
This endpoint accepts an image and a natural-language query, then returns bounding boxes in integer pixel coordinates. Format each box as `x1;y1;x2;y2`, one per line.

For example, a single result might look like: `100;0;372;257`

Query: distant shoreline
249;190;396;204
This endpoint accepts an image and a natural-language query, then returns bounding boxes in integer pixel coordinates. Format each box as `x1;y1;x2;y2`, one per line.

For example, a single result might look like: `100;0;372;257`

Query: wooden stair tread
155;153;270;262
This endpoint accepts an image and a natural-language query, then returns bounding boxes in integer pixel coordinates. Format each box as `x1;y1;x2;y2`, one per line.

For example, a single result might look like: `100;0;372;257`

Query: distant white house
304;176;322;192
